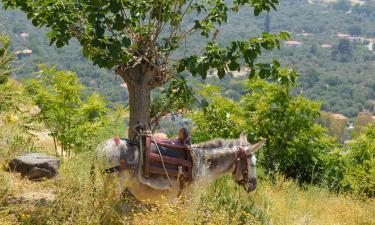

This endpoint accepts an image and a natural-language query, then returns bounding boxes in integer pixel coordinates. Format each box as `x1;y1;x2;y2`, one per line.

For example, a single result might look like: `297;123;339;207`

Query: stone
9;153;60;180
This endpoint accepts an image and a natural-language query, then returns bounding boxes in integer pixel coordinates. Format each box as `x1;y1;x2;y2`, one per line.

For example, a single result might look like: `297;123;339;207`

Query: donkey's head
233;132;266;192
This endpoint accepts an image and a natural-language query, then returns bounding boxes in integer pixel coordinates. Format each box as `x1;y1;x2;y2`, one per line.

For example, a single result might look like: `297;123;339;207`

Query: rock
9;153;60;180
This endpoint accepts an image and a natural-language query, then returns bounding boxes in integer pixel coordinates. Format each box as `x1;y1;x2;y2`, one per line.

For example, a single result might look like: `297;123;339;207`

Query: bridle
232;146;257;192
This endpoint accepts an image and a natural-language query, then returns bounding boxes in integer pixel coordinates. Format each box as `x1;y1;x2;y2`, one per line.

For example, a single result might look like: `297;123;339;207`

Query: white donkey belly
118;170;181;203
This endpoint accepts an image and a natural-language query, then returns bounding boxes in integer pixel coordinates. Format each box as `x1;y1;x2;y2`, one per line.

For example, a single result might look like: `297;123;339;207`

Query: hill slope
1;0;375;116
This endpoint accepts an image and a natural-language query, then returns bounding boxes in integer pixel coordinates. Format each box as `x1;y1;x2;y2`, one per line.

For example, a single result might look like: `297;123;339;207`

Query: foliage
25;65;107;157
331;39;352;63
0;34;13;85
342;125;375;197
317;111;349;143
352;111;374;136
2;0;375;117
150;76;195;132
0;79;37;162
332;0;351;11
190;85;243;143
241;77;336;183
2;0;288;79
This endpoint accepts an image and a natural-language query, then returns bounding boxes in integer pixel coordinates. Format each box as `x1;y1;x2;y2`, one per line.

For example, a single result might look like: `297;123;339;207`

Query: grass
1;154;374;225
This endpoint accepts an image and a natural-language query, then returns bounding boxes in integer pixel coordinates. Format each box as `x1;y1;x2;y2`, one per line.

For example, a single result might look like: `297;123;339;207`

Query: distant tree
3;0;290;140
332;0;351;11
353;112;374;136
309;44;318;56
264;13;271;33
331;39;352;63
299;68;320;89
348;25;362;36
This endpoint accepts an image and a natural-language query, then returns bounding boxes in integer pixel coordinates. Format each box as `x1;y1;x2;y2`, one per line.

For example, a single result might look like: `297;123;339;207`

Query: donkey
94;133;266;203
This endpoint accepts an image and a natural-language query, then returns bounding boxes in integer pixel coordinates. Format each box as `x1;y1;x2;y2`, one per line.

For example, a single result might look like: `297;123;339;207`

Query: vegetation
0;34;13;84
1;0;375;224
1;0;375;117
2;0;291;140
190;72;374;196
25;65;107;158
342;125;375;197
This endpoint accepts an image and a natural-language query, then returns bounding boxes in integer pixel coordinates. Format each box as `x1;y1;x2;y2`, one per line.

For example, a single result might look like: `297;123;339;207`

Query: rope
148;131;174;188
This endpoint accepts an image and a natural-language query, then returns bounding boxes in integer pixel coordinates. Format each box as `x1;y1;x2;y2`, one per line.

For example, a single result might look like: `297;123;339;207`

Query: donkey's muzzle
245;177;257;192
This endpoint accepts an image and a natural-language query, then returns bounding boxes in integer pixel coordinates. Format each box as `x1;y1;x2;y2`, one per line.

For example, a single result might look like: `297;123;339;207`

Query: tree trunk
127;81;151;140
116;62;162;140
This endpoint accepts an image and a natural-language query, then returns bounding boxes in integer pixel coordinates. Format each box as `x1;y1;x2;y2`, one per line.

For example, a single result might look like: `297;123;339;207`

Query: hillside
1;0;375;116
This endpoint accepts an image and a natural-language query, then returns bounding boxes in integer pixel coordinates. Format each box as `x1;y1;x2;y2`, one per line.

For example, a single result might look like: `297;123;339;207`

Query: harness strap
232;147;249;184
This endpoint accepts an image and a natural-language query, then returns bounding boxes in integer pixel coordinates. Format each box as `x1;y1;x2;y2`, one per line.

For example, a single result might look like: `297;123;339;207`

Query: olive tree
3;0;288;140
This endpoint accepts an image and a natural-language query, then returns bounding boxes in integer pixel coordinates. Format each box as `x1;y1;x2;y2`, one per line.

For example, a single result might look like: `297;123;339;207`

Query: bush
342;125;375;197
190;85;243;143
0;35;13;85
25;65;108;157
242;78;336;184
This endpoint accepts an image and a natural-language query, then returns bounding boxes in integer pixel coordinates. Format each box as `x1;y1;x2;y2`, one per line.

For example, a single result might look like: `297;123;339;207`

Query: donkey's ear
239;131;248;146
245;139;267;155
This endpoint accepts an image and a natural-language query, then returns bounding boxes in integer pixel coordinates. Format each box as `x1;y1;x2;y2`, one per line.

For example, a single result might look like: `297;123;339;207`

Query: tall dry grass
1;152;374;225
133;175;375;225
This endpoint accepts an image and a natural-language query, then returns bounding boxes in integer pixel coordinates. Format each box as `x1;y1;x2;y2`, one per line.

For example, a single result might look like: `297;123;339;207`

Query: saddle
143;136;193;182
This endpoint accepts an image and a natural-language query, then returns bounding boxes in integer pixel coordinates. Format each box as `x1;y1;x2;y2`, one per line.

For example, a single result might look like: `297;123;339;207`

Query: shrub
242;78;336;184
25;65;108;157
0;35;13;85
342;125;375;197
190;85;243;143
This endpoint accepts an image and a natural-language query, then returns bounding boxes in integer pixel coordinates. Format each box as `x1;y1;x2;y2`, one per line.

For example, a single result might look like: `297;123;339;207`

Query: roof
299;32;313;37
337;33;350;39
331;113;348;120
19;32;29;38
285;40;303;45
321;44;332;48
22;49;33;54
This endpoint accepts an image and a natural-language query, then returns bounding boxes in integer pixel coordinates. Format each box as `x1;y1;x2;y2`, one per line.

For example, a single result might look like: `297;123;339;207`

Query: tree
242;76;335;183
332;0;351;11
348;25;362;36
26;65;107;157
353;112;374;136
3;0;290;140
342;125;375;197
331;39;352;63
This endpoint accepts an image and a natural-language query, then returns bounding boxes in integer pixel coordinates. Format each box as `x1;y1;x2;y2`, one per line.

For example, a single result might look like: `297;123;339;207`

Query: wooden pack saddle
143;136;193;182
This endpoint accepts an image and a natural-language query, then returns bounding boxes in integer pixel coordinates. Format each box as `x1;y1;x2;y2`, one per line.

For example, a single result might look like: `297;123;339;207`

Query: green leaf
279;31;290;40
113;15;126;31
121;36;131;48
218;68;226;79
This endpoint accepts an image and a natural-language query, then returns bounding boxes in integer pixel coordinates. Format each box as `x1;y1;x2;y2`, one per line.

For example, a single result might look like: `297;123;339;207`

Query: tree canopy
3;0;289;81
